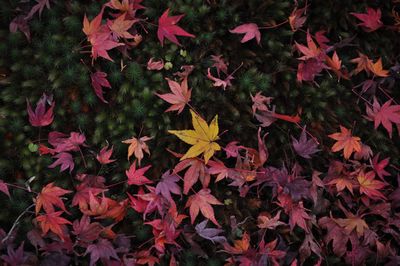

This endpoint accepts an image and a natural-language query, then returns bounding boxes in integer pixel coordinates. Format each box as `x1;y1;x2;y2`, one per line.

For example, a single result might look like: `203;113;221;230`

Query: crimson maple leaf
185;188;222;226
26;93;55;127
157;8;195;46
35;182;72;214
72;215;102;245
96;144;116;165
126;163;153;186
36;211;72;241
91;71;112;103
289;202;311;233
229;23;261;45
371;153;390;180
90;33;124;62
365;97;400;138
350;7;383;32
48;152;74;173
156;77;192;114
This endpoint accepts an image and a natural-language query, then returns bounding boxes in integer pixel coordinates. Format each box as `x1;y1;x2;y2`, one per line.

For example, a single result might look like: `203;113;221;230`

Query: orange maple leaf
328;126;361;159
185;188;222;226
350;52;371;75
326;51;349;80
357;171;386;200
35;183;72;214
122;135;152;165
368;58;389;77
223;232;250;254
36;211;71;241
334;216;368;237
327;176;355;194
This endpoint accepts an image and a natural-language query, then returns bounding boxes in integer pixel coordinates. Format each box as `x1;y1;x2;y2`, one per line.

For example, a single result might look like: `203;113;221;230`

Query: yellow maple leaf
168;110;221;163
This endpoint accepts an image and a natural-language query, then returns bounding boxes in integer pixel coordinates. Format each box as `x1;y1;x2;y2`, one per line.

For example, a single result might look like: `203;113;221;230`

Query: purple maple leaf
155;170;181;202
85;238;119;266
195;220;227;243
1;242;28;266
291;127;319;159
48;152;74;173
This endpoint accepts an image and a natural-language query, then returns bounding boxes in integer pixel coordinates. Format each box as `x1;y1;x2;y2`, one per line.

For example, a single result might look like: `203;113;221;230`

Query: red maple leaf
185;188;222;226
90;33;124;62
35;182;72;214
174;158;210;195
371;154;390;180
26;93;55;127
96;144;116;165
126;163;153;186
350;7;383;32
36;211;71;241
229;23;261;45
72;215;102;245
91;71;112;103
157;8;195;46
156;77;192;114
365;98;400;138
289;202;311;233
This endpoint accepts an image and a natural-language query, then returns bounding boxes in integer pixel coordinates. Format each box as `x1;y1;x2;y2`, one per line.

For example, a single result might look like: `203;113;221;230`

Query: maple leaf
169;110;221;164
206;68;234;90
297;58;327;82
257;211;285;230
83;9;105;39
156;77;192;114
108;13;136;39
35;183;72;214
72;215;102;245
371;154;390;180
36;211;71;241
326;51;349;80
289;202;311;233
157;8;195;46
25;0;51;20
335;216;369;237
89;33;124;62
126;163;153;186
318;216;349;256
147;58;164;70
174;158;210;194
328;126;361;159
357;171;386;200
91;71;112;103
48;152;74;173
368;58;389;77
327;176;355;194
106;0;144;15
350;8;383;32
291;126;319;159
10;15;31;41
289;7;307;32
1;242;28;266
211;55;229;75
223;232;250;254
0;179;10;197
229;23;261;45
122;135;152;165
26;93;55;127
365;98;400;138
185;188;222;226
195;220;227;243
295;31;321;60
81;192;109;217
251;92;273;115
96;145;116;164
208;159;229;182
85;238;119;266
350;52;371;75
155;170;181;202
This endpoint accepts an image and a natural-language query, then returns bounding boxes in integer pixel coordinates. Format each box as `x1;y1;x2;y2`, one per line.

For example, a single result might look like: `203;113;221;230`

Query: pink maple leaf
229;23;261;45
48;152;74;173
157;8;195;46
96;145;116;165
156;77;191;114
126;163;153;186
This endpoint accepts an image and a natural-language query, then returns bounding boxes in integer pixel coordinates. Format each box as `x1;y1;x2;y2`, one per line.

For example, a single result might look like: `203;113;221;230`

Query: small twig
259;20;288;30
2;204;35;244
